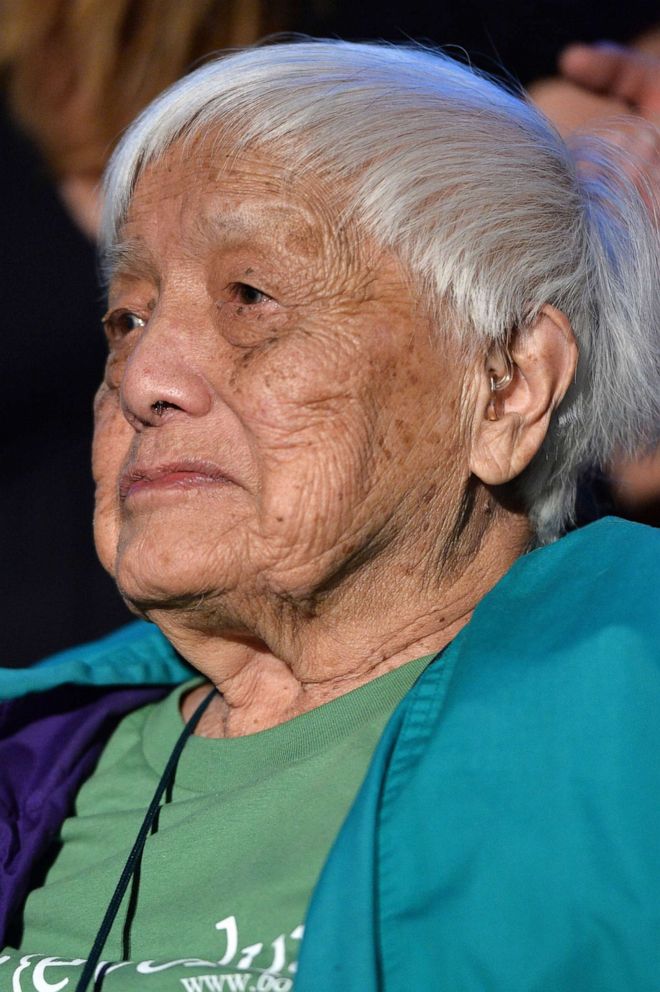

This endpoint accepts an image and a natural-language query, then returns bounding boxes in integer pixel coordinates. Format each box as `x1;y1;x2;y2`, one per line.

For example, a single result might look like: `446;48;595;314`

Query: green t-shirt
3;654;432;991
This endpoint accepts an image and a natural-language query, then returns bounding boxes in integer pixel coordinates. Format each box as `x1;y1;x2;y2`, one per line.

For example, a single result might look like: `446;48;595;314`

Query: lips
118;460;237;500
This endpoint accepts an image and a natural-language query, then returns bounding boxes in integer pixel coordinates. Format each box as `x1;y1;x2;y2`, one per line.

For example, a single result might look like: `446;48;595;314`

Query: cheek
239;337;374;474
92;386;129;481
231;317;371;424
241;349;386;547
92;387;132;570
352;330;468;490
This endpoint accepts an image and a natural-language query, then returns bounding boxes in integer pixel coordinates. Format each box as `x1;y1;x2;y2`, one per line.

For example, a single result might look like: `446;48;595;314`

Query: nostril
119;335;213;426
151;400;178;417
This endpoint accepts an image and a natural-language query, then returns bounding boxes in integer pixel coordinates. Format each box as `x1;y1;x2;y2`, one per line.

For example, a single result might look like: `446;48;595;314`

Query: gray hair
101;40;660;542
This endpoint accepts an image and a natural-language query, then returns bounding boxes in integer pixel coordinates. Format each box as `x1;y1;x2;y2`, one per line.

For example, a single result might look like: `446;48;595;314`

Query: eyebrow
188;203;319;260
102;202;321;287
185;210;253;257
101;239;160;287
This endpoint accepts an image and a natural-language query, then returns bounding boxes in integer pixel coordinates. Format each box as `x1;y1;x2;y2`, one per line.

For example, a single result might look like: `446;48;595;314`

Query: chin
110;516;239;614
113;553;253;641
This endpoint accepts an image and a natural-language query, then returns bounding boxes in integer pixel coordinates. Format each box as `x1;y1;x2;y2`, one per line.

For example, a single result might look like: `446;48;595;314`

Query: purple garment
0;683;168;944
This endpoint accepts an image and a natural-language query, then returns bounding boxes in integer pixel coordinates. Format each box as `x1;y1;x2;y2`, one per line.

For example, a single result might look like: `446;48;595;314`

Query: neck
158;511;530;737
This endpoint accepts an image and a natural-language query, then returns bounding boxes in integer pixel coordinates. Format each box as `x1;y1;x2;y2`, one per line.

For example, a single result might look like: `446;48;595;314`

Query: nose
119;312;213;430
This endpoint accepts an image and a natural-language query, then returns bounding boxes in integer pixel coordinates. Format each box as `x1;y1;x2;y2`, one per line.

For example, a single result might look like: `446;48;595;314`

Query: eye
102;309;146;343
230;282;271;306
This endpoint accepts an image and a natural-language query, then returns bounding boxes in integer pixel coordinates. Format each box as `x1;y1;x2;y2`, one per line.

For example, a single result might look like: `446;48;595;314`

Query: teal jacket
297;518;660;990
2;518;659;990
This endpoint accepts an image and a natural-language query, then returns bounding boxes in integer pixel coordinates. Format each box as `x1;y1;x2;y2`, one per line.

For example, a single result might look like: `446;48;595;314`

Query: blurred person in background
0;0;298;667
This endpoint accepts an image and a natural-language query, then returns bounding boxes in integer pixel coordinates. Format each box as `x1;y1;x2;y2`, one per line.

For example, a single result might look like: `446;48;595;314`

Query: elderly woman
1;40;659;992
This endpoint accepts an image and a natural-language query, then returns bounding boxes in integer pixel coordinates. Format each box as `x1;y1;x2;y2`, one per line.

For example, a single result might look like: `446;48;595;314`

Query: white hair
101;40;660;541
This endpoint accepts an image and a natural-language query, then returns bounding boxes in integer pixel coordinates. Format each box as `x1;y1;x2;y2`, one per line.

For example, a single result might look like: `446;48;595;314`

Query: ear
468;306;578;486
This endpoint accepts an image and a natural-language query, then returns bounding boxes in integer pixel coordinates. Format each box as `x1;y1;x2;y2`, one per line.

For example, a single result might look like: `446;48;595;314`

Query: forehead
109;139;358;281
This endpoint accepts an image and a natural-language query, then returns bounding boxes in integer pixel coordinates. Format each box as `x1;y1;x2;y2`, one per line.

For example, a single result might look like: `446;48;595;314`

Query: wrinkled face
93;140;471;626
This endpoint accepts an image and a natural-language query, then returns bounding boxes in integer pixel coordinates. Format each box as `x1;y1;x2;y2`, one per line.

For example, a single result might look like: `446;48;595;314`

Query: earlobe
469;306;578;486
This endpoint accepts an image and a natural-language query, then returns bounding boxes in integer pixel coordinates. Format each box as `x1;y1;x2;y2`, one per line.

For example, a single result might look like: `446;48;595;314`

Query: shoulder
397;517;660;800
0;620;191;701
371;518;660;988
475;515;658;642
444;516;659;702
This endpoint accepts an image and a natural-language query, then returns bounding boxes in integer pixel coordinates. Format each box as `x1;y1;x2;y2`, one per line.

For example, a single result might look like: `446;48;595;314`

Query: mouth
118;460;238;500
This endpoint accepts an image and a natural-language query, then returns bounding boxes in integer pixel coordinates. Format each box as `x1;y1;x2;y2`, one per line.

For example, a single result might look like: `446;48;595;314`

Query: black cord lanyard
74;647;446;989
75;685;217;992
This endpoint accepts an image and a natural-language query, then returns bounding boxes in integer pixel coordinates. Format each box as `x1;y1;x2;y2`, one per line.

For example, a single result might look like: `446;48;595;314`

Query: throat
177;612;467;738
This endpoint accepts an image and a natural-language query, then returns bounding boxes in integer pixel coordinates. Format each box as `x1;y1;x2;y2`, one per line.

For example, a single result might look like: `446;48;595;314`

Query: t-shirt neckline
141;651;437;792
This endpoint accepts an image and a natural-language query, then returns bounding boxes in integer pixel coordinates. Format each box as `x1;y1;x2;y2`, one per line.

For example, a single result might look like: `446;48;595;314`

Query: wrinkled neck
167;510;530;737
